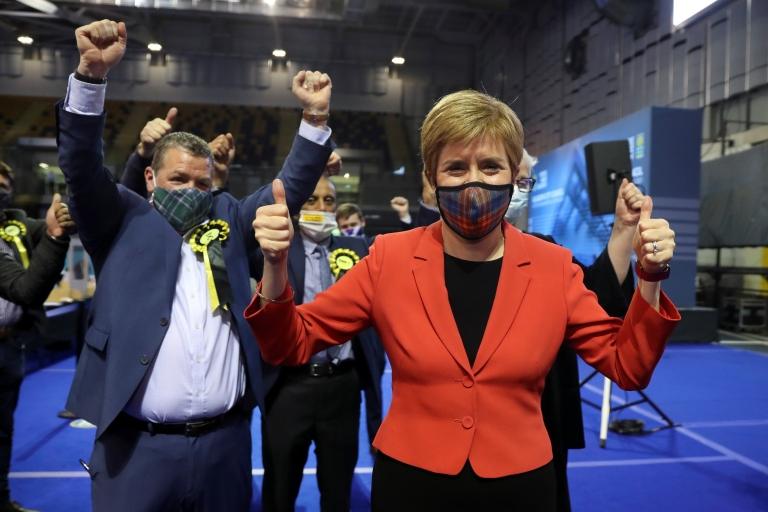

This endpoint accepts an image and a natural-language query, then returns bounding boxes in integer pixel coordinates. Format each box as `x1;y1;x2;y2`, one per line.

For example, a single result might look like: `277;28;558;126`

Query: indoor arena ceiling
0;0;530;51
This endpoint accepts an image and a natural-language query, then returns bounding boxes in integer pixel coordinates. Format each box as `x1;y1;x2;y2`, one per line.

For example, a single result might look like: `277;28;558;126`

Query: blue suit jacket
56;104;332;437
260;233;386;442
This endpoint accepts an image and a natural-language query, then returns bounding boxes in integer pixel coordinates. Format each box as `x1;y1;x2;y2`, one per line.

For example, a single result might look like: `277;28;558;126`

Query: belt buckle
309;363;324;377
184;419;211;436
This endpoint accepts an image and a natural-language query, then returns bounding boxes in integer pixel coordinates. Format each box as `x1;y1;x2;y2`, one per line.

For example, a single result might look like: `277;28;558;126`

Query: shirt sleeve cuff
298;120;332;146
400;213;412;224
63;73;106;116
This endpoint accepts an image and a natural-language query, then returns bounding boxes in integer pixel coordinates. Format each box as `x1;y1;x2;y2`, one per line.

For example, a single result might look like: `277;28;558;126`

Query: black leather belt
118;406;242;437
287;359;355;378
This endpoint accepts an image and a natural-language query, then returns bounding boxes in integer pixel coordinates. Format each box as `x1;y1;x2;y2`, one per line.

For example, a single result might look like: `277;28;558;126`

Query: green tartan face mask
152;186;213;234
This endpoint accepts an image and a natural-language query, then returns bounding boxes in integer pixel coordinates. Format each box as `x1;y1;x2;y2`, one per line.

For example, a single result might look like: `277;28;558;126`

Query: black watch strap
74;71;106;85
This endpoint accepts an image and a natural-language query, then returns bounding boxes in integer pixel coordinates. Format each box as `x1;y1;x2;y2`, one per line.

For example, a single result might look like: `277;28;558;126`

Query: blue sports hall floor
8;340;768;511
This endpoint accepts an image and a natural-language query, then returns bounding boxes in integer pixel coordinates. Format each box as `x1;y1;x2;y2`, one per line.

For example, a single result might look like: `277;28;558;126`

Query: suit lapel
288;235;306;304
412;223;472;374
472;223;531;373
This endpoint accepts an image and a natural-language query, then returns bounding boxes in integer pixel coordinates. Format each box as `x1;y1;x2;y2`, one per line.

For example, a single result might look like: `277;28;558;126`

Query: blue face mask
341;225;364;237
505;187;529;222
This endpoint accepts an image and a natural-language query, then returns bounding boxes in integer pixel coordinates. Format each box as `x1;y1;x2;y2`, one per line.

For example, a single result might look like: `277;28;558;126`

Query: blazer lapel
412;223;472;374
288;235;305;304
472;223;531;374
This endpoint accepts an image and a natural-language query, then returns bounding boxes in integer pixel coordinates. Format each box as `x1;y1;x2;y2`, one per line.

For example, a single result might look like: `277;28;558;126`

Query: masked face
341;225;364;237
505;186;530;222
298;210;338;243
436;182;512;240
152;184;213;234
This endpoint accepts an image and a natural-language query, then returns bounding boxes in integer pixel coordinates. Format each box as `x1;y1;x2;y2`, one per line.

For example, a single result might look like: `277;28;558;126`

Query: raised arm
238;70;334;244
57;20;127;258
566;198;678;389
582;178;645;315
120;107;177;197
244;179;375;365
0;195;74;306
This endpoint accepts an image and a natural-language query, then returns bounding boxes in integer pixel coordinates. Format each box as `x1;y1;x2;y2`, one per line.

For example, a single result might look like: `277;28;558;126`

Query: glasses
515;177;536;192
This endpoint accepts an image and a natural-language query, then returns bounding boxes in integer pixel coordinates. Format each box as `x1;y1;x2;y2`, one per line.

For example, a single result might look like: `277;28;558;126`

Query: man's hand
632;196;675;274
254;179;294;264
75;19;127;80
614;178;644;229
209;133;236;188
292;70;332;117
324;151;341;176
46;194;76;239
137;107;177;158
390;196;410;220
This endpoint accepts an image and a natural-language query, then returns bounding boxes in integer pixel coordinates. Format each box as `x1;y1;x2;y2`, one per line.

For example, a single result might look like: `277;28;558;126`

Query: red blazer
245;222;680;478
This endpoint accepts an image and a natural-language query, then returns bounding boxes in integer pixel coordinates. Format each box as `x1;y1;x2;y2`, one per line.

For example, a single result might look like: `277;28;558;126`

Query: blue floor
8;344;768;511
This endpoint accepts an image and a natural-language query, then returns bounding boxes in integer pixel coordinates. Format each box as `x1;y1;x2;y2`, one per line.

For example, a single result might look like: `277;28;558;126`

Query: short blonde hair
420;90;524;184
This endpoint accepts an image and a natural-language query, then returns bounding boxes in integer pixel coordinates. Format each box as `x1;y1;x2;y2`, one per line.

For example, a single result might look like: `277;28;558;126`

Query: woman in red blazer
246;90;680;511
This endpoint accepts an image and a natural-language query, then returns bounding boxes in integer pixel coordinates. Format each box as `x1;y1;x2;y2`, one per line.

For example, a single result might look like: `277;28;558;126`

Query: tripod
580;369;679;447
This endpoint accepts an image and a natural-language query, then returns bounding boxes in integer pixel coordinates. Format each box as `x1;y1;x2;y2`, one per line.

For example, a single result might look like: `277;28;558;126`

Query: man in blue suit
258;175;385;512
57;20;334;511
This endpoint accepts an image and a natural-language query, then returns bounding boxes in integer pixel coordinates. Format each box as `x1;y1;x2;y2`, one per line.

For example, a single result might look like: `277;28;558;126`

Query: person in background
246;89;679;511
120;107;236;196
335;202;376;246
0;162;75;512
57;20;334;511
390;170;440;229
506;149;645;512
258;175;385;512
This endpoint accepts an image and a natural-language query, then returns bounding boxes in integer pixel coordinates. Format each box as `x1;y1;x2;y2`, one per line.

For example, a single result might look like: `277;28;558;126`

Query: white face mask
298;210;338;243
505;187;530;222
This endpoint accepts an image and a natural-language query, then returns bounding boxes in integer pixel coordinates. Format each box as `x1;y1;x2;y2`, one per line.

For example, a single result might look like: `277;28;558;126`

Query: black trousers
261;368;360;512
372;452;557;512
88;410;252;512
0;337;24;505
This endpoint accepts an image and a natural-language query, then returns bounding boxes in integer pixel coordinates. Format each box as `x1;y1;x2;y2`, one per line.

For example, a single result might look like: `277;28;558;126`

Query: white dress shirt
64;73;332;422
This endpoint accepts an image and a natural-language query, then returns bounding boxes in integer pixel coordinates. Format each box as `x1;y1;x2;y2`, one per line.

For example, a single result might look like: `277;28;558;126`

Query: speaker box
584;140;632;215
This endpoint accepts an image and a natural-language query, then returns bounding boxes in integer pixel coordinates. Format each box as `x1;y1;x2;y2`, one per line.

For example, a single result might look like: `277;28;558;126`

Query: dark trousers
0;338;24;505
372;453;557;512
261;368;360;512
89;410;252;512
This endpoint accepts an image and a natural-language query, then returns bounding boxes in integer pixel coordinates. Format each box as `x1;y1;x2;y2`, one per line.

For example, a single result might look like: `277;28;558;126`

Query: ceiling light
264;0;276;6
147;42;163;52
17;35;34;45
38;162;49;169
391;56;405;65
343;173;350;179
272;48;286;58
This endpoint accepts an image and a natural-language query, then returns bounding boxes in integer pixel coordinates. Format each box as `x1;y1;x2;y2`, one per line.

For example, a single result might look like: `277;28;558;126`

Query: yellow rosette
328;248;361;279
0;220;29;268
189;219;231;312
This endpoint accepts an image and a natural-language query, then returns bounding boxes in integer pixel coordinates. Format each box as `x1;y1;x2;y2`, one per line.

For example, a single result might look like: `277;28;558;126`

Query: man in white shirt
57;20;334;511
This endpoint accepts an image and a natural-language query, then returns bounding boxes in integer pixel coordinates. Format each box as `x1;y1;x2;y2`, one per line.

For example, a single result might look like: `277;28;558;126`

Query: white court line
583;384;768;477
41;368;75;373
568;455;730;468
683;419;768;428
9;457;728;480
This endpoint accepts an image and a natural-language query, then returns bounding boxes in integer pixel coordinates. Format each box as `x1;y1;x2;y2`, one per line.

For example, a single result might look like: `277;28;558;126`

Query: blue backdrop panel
529;107;702;307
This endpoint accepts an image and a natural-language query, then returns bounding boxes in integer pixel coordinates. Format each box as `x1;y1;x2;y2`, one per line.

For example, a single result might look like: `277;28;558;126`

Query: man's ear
144;166;156;195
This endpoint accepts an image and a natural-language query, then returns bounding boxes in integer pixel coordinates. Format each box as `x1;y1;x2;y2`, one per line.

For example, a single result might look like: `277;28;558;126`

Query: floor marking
583;384;768;477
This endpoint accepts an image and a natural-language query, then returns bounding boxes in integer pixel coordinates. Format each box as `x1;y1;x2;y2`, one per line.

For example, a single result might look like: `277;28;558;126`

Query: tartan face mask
152;185;212;234
436;181;512;240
